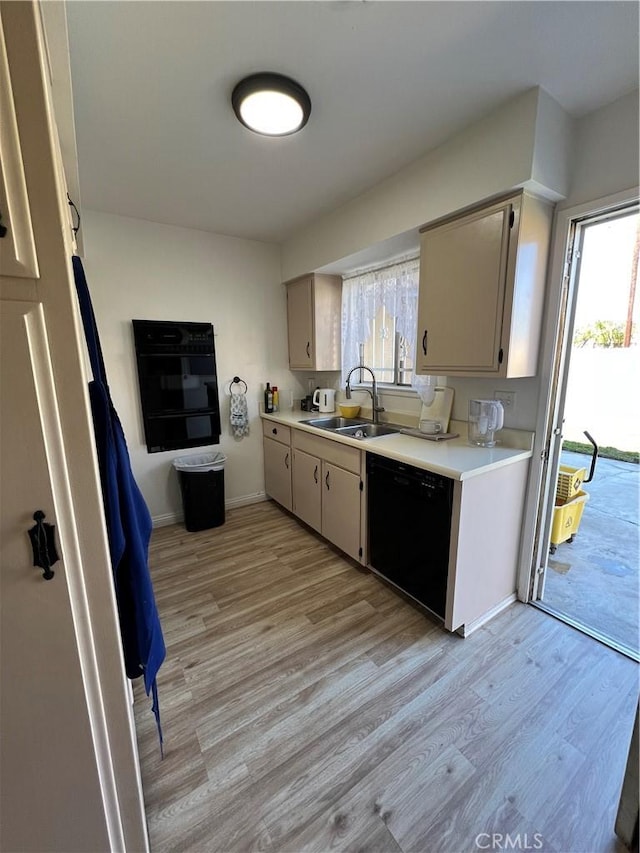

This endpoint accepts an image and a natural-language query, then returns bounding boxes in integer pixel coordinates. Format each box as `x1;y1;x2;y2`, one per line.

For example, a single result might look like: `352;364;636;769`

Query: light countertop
261;410;533;481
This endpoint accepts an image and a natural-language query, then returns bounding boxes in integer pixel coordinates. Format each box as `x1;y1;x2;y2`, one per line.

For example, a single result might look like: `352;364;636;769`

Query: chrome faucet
345;365;385;424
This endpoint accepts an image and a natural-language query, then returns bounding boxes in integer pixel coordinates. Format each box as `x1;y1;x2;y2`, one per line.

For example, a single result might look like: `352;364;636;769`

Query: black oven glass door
138;355;218;414
144;411;221;453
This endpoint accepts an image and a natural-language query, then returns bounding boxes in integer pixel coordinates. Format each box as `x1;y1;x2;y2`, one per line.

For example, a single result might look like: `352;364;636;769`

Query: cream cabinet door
292;449;322;533
0;9;38;279
416;200;512;374
264;437;292;510
322;462;361;561
0;302;112;852
287;276;314;368
286;274;342;371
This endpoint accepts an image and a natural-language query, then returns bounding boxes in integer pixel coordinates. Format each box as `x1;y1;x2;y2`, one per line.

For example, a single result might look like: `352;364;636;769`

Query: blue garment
73;256;165;749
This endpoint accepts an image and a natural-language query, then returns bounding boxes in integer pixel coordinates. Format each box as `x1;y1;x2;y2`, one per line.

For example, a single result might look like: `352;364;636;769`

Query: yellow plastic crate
555;464;586;504
550;490;589;551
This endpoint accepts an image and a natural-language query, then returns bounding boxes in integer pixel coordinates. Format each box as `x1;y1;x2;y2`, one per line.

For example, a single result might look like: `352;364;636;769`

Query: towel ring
228;376;248;394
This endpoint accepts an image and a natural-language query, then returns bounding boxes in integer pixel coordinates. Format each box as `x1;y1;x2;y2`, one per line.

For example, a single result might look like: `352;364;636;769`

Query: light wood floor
133;501;639;853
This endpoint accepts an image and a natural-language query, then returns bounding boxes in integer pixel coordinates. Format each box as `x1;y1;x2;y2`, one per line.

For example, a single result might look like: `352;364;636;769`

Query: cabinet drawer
293;429;361;474
263;421;291;445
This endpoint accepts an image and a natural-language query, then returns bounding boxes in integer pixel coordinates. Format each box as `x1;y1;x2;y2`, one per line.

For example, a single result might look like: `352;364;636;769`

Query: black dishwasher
366;453;453;619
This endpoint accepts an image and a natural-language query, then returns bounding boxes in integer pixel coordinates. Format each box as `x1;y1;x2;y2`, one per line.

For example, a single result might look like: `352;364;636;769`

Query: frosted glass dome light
232;73;311;137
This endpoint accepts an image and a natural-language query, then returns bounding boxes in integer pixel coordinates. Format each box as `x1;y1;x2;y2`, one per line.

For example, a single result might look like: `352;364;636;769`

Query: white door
0;302;112;851
529;195;639;657
0;3;148;850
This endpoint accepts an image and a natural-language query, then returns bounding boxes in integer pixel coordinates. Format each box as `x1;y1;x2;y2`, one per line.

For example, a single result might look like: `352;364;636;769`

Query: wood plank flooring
133;500;639;853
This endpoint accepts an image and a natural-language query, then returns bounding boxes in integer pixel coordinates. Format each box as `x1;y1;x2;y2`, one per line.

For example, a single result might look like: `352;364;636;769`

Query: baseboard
152;492;267;528
225;492;267;510
152;511;182;528
457;593;517;637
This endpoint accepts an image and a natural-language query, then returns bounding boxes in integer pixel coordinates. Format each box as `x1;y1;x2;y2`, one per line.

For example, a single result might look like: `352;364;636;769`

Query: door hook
27;510;59;580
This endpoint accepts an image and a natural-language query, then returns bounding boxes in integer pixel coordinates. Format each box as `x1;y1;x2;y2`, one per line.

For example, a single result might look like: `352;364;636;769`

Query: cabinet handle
325;471;330;490
272;427;277;435
314;465;318;483
422;329;428;355
285;452;289;469
306;342;311;358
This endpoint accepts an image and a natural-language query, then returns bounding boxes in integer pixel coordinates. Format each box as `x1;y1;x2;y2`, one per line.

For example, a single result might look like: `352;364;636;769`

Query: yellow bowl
339;404;361;418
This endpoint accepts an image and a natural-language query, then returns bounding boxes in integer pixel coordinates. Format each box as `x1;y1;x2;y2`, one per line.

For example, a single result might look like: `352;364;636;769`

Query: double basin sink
299;416;400;439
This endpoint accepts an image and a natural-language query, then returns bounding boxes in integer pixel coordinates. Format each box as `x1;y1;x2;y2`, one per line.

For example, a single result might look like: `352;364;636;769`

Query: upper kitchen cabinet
286;273;341;370
415;191;553;378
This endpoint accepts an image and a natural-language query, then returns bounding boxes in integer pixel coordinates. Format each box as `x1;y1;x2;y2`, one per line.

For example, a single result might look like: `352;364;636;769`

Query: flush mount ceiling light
231;73;311;136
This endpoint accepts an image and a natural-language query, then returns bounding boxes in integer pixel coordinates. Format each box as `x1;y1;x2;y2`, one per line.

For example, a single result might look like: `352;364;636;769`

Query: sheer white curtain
341;256;419;385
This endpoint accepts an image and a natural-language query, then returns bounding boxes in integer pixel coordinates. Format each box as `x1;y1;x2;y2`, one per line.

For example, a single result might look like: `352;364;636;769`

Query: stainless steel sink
299;416;400;439
336;423;399;438
299;416;368;430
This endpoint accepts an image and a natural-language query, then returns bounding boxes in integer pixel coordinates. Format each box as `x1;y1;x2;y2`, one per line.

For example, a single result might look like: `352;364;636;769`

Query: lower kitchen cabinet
446;459;529;634
291;431;363;562
365;450;529;634
262;416;531;636
291;446;362;561
321;461;361;561
263;423;292;511
263;421;363;561
293;447;361;559
291;449;321;533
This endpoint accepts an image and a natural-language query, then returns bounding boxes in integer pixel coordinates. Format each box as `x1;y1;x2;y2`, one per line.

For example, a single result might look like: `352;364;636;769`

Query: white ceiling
66;1;639;245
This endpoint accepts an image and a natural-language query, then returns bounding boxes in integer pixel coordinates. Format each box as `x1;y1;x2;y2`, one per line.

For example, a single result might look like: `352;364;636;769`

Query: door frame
1;2;149;849
516;186;640;604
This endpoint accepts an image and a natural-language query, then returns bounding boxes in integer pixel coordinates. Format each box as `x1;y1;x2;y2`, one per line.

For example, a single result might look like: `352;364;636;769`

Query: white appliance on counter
417;386;454;433
468;399;504;447
313;387;336;413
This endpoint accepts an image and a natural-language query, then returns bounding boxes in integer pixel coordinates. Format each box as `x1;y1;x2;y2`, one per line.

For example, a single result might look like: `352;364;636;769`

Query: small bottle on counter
264;382;274;413
272;386;279;412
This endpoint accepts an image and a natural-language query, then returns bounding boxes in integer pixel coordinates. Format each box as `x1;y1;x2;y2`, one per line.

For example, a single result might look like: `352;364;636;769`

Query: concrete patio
542;449;639;657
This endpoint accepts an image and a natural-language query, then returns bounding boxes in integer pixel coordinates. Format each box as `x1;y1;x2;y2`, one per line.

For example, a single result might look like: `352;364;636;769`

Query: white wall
565;89;639;208
531;88;575;202
282;87;571;281
81;210;304;524
563;348;639;452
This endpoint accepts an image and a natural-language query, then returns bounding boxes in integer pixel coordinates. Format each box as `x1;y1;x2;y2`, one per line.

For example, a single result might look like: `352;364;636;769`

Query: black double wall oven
132;319;221;453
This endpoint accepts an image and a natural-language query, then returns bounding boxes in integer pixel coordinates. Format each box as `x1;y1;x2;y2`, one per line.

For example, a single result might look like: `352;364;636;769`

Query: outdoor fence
563;346;639;453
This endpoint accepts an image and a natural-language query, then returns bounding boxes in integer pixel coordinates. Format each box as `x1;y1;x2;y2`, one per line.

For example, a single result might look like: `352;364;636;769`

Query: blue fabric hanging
72;255;165;752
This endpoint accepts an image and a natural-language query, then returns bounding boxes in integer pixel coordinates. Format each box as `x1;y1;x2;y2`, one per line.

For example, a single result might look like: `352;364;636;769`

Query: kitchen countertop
261;410;533;481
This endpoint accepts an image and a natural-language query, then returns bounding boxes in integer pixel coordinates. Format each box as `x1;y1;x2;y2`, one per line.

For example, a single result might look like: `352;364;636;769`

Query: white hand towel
230;392;249;438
